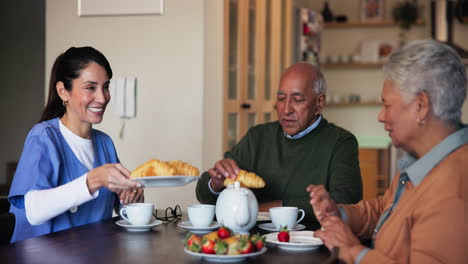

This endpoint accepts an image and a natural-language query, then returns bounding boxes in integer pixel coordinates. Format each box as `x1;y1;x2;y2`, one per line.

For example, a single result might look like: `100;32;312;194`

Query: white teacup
120;203;154;225
188;204;215;227
269;206;305;230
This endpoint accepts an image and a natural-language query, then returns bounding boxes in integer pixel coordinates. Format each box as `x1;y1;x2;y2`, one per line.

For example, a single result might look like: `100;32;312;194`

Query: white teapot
215;181;258;233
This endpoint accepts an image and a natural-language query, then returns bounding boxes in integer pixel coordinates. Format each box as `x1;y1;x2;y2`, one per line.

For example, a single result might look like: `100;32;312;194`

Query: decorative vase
321;0;334;22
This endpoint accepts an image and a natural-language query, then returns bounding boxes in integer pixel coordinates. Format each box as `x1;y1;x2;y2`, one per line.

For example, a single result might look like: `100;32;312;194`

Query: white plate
257;212;270;222
265;231;323;251
184;246;267;262
177;221;220;234
116;219;163;232
133;175;198;187
257;223;306;232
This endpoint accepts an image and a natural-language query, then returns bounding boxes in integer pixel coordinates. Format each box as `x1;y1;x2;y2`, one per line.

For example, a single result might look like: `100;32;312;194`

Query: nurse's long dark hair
39;47;113;123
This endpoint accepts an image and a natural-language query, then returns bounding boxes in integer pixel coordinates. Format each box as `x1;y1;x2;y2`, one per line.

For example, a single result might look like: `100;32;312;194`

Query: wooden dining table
0;216;339;264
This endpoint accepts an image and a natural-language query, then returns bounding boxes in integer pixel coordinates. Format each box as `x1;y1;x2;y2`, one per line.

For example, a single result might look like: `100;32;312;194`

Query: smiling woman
39;47;112;125
8;47;144;243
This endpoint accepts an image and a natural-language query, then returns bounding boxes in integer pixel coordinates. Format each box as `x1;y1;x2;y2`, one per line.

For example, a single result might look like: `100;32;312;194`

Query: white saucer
265;231;323;251
116;219;163;232
257;223;306;232
177;221;220;234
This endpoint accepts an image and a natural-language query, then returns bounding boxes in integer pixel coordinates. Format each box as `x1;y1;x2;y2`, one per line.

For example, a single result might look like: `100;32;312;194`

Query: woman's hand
314;216;364;264
116;188;144;205
306;184;339;223
207;158;240;192
87;163;140;193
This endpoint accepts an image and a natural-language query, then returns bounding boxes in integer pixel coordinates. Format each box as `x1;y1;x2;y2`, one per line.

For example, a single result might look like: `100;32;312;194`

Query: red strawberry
239;238;254;254
249;233;265;251
184;233;202;253
201;238;216;254
214;240;228;255
277;226;290;242
217;226;232;239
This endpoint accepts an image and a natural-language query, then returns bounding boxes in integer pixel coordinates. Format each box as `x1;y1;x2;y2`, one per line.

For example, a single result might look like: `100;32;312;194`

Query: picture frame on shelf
361;0;384;22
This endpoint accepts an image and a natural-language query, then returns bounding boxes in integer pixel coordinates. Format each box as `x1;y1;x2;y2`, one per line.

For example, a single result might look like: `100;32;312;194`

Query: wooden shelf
324;19;425;28
327;102;381;107
321;62;383;69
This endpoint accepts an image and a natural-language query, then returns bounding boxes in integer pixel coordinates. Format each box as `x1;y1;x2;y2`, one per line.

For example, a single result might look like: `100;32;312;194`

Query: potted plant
392;0;420;46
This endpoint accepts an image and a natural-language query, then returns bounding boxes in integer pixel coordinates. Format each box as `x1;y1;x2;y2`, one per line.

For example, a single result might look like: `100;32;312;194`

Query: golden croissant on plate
168;160;200;176
223;169;265;188
130;159;200;178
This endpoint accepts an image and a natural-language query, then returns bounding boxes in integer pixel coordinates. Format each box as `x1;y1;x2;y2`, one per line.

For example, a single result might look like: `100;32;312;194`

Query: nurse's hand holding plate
87;163;141;193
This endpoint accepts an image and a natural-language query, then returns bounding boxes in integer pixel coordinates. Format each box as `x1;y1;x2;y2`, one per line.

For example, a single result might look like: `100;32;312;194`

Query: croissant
168;160;200;176
130;159;200;178
223;169;265;188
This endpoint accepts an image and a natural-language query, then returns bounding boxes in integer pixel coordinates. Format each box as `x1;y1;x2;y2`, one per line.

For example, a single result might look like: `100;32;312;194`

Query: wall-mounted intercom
110;76;137;119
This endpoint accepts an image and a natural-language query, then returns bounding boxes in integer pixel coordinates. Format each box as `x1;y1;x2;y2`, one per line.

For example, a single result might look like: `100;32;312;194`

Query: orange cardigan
343;144;468;264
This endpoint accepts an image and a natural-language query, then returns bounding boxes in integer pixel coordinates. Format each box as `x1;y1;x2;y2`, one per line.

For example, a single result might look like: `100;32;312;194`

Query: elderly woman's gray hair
383;39;467;125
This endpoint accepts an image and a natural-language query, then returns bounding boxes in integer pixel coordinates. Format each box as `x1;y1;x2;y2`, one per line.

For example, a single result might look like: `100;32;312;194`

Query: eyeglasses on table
154;205;182;222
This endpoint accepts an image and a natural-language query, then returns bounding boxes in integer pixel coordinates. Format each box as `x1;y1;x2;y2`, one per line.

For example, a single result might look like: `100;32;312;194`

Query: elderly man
196;62;362;229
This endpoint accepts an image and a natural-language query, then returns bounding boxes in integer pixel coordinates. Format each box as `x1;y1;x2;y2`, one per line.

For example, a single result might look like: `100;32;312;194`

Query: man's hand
207;158;240;192
306;184;339;223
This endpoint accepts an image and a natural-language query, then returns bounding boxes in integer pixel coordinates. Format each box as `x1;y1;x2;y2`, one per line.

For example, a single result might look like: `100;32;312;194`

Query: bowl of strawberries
184;226;267;262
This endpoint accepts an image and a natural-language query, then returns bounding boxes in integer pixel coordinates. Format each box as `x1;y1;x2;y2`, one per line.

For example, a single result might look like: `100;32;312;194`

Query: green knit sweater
196;118;362;229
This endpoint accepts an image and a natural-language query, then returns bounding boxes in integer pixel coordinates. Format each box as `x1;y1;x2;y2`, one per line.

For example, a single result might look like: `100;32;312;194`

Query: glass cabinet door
223;0;293;151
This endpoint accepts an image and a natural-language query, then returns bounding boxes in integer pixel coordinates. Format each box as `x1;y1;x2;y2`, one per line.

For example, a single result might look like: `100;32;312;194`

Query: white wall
46;0;218;210
202;0;224;170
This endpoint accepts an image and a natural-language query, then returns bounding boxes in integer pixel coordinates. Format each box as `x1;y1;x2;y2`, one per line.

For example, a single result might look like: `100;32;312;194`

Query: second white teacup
120;203;154;225
269;206;305;230
188;204;215;227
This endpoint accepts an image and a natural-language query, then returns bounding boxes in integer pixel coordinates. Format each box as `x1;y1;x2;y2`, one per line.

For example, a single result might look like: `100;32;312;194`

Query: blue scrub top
8;117;119;242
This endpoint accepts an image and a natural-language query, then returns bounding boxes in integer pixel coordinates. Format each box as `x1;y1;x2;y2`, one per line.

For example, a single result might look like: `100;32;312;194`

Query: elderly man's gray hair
313;70;327;95
383;39;467;125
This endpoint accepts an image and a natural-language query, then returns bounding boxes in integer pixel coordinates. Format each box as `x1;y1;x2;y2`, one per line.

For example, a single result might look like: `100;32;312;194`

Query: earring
416;118;426;125
62;100;68;107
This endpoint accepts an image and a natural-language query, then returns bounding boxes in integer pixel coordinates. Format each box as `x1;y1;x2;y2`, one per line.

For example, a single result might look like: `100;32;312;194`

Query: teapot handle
234;190;250;227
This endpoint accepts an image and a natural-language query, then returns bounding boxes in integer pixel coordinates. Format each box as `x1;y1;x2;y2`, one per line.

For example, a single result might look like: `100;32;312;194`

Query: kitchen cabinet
357;137;391;200
223;0;294;151
359;148;390;200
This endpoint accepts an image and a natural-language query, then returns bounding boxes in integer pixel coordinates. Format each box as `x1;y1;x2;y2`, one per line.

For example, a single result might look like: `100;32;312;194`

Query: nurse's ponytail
39;47;112;123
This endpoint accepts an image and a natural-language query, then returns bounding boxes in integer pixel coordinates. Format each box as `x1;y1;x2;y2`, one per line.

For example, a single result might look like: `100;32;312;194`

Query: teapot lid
227;181;241;189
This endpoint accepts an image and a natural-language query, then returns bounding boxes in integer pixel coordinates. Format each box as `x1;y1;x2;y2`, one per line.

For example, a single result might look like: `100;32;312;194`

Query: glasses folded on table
154;205;182;222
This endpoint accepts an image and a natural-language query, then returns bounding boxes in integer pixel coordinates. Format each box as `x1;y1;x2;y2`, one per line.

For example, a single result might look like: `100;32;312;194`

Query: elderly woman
307;39;467;264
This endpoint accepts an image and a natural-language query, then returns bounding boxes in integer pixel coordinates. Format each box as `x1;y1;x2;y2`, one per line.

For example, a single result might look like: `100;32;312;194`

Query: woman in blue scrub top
8;47;144;242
